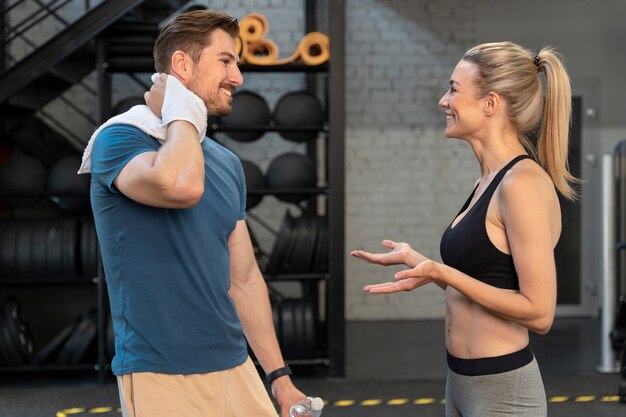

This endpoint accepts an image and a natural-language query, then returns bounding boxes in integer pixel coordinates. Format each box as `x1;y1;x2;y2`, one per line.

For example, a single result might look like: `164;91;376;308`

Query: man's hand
144;73;166;118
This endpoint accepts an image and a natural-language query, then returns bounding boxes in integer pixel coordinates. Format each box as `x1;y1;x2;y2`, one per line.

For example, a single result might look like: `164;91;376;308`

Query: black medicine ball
220;91;271;142
241;159;267;210
273;91;324;143
266;152;317;204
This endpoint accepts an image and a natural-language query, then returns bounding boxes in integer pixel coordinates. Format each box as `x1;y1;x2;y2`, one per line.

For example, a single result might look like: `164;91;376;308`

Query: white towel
78;74;207;174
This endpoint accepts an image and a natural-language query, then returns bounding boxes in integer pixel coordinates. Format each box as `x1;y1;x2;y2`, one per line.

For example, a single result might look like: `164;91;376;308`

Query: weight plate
271;299;280;339
5;297;34;362
267;211;294;274
16;221;33;279
292;299;305;358
57;313;90;365
106;315;115;361
46;221;64;279
63;219;78;278
69;309;98;365
31;320;76;365
279;215;298;274
0;222;17;279
302;298;316;358
0;301;23;365
31;220;49;279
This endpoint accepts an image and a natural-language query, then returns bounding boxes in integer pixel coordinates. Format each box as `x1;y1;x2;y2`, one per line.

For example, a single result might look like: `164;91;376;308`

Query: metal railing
1;0;98;149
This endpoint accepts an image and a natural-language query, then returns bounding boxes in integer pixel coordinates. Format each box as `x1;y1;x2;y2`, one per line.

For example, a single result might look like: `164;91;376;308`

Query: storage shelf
247;187;327;196
264;273;328;281
208;124;328;133
105;59;328;74
0;277;99;285
238;63;328;72
0;364;100;372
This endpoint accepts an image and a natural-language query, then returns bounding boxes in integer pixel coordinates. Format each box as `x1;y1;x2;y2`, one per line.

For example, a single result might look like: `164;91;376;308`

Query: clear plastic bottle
288;396;324;417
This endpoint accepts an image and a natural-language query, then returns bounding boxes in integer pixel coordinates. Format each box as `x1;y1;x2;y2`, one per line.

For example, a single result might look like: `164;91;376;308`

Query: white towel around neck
78;74;206;175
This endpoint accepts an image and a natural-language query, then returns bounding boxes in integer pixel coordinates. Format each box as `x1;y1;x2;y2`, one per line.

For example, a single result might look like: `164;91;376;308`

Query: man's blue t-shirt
90;124;248;375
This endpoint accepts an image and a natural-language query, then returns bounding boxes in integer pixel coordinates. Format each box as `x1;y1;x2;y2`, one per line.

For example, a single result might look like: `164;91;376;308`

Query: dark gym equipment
0;151;47;207
80;216;99;279
47;155;91;211
56;309;98;365
241;159;267;210
275;298;317;360
218;91;271;142
266;152;317;204
112;95;145;115
273;91;324;143
106;315;115;361
31;320;76;366
0;297;34;366
267;211;328;275
0;218;84;280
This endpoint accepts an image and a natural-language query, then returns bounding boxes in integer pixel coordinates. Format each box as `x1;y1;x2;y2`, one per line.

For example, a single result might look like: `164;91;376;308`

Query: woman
351;41;575;417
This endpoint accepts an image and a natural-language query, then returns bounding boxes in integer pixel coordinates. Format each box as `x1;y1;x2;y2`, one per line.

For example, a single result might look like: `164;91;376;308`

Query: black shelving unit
0;205;109;382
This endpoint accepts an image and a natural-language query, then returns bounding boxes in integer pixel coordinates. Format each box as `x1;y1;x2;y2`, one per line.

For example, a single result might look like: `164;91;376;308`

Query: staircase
0;0;191;158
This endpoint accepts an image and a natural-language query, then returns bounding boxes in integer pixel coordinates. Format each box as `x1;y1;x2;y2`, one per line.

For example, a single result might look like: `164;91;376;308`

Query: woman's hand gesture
351;240;440;294
350;239;414;266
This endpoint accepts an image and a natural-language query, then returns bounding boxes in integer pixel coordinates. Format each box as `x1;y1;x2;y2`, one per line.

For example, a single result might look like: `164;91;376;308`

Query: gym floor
0;318;624;417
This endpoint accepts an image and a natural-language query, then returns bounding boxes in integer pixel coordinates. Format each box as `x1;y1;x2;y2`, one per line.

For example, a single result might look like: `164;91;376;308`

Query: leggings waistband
447;345;534;376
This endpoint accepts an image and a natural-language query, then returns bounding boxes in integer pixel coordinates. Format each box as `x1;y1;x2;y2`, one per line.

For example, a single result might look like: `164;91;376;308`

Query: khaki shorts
117;357;278;417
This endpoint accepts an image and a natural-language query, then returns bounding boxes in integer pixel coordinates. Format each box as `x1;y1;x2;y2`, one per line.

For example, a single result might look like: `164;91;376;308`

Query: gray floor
0;318;625;417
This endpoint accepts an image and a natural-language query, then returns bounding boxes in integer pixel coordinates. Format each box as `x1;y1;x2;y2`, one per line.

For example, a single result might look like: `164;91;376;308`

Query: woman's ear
169;50;192;85
483;91;500;117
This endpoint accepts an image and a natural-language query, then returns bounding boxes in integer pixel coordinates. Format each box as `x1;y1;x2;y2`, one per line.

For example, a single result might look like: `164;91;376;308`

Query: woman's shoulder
499;158;558;205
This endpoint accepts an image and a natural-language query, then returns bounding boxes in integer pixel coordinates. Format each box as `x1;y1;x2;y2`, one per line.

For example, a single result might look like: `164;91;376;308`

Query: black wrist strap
265;365;292;384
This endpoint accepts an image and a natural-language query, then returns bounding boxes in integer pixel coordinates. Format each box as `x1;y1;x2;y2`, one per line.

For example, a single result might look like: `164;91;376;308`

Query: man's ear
483;91;500;117
169;50;192;85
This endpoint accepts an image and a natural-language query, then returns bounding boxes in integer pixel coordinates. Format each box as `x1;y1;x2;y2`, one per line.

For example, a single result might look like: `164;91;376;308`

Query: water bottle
289;396;324;417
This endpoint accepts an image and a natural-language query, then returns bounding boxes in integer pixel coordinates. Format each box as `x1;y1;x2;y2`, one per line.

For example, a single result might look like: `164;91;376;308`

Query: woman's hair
153;10;239;73
462;41;577;200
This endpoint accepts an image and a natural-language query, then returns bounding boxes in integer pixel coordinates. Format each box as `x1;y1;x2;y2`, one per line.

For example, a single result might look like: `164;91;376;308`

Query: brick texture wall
344;0;478;319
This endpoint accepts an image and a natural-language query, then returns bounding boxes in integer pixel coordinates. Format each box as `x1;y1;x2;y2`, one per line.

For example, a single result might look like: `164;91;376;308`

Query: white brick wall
344;0;479;319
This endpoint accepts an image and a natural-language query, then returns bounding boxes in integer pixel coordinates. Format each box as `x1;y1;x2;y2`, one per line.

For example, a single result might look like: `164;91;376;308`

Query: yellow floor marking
55;392;623;416
601;396;620;402
548;396;569;402
387;398;409;405
574;396;596;402
88;406;116;413
414;398;437;404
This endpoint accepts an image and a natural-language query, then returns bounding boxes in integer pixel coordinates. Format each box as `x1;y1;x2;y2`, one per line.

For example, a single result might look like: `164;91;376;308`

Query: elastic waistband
447;345;533;376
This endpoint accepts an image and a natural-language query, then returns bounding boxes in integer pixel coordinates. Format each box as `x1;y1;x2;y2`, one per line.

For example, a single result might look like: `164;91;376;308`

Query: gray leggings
445;357;547;417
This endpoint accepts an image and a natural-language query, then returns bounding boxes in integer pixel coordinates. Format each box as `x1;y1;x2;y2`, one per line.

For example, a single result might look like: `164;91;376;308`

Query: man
87;10;306;417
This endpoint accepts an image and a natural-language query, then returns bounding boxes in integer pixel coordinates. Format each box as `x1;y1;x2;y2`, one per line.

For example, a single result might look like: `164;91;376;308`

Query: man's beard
190;75;232;116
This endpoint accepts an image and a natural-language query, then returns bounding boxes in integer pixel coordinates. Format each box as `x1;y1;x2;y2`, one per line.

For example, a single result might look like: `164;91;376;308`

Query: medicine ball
47;155;90;211
273;91;324;143
219;91;271;142
266;153;317;204
0;151;47;207
241;159;266;210
112;96;144;115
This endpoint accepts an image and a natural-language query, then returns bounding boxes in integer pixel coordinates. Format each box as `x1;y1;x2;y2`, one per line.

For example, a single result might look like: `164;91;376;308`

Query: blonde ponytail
535;48;577;200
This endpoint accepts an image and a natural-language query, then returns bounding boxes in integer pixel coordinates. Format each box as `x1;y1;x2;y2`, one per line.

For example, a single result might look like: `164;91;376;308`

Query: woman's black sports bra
439;155;530;290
